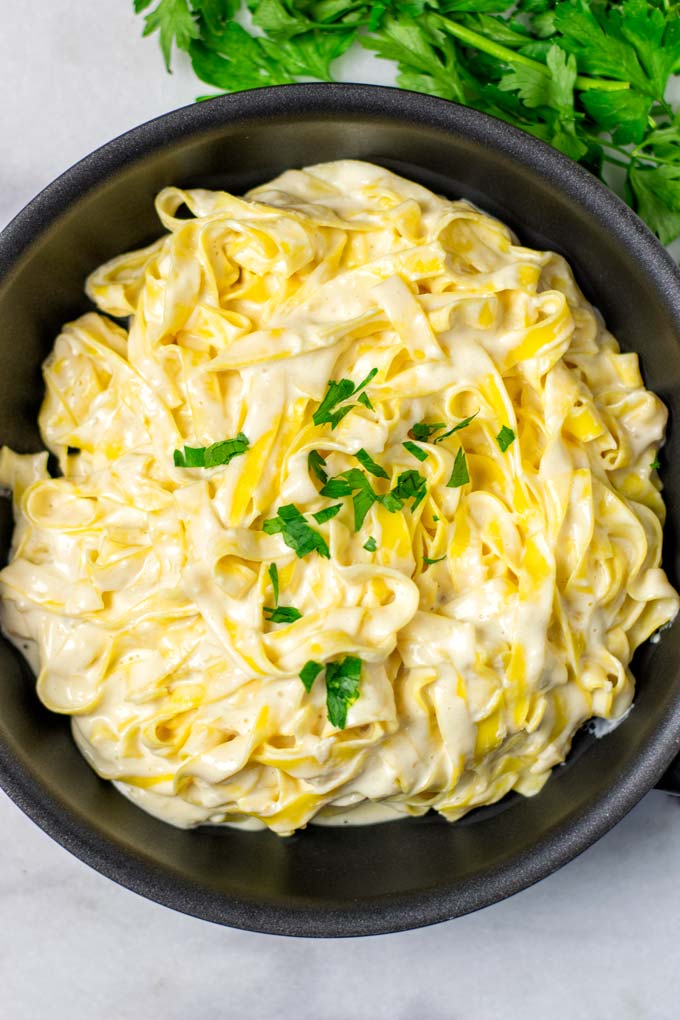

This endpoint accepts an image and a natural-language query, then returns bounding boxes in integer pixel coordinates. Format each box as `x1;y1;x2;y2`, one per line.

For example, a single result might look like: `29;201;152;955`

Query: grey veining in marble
1;4;680;1018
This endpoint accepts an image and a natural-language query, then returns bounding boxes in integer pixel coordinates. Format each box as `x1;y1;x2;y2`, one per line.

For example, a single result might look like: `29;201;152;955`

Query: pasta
0;160;677;835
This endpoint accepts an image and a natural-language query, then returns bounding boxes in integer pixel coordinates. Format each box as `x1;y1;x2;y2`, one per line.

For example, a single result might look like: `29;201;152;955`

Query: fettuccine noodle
0;161;677;834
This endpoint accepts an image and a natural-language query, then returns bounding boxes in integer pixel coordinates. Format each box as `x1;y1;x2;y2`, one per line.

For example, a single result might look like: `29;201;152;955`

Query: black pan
0;84;679;938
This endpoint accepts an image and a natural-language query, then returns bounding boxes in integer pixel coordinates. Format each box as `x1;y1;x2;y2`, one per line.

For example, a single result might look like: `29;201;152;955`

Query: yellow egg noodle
0;161;677;835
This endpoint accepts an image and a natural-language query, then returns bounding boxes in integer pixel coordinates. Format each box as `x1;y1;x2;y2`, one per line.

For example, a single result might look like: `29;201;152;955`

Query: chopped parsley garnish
402;440;428;462
363;536;377;552
325;656;362;729
300;660;323;693
268;563;279;605
388;470;428;512
312;368;378;430
447;447;469;488
650;457;661;471
411;421;447;442
263;605;303;624
312;503;343;524
496;425;516;452
355;448;389;479
263;504;330;559
264;561;302;623
298;655;363;729
424;554;446;566
357;391;374;411
173;432;249;468
308;450;328;484
411;413;478;445
320;464;428;530
434;412;479;443
321;468;379;530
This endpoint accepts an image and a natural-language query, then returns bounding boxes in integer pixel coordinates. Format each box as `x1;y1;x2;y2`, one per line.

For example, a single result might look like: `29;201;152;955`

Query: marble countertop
1;4;679;1017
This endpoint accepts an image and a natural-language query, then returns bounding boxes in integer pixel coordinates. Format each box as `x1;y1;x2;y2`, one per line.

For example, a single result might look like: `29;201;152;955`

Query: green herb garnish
650;457;661;471
447;447;470;488
264;605;303;624
496;425;516;452
173;432;249;468
312;368;378;430
300;659;323;693
411;421;447;442
357;391;374;411
268;562;279;605
298;655;363;728
325;656;362;729
136;1;680;251
388;470;428;511
263;504;330;559
355;448;389;479
403;440;429;462
433;412;479;443
363;536;377;552
411;412;478;445
312;503;343;524
308;449;328;485
321;468;379;530
423;554;447;565
264;560;302;623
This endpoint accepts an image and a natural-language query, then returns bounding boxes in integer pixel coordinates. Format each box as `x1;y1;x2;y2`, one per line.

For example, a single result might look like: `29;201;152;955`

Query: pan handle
656;757;680;794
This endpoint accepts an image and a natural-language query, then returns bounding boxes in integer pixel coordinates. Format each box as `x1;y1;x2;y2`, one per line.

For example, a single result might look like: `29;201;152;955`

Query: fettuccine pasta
0;161;677;834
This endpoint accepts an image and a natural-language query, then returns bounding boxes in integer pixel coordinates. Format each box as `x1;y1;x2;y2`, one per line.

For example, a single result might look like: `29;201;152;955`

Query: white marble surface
1;3;680;1017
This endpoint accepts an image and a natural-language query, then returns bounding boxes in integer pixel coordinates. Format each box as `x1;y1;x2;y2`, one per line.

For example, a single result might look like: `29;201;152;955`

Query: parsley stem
435;17;630;93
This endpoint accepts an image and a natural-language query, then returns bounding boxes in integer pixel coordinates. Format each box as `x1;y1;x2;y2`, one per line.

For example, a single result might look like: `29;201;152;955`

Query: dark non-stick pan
0;84;679;937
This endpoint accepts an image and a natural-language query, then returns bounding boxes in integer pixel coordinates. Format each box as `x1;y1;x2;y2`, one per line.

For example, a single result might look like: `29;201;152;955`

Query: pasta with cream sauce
0;161;677;835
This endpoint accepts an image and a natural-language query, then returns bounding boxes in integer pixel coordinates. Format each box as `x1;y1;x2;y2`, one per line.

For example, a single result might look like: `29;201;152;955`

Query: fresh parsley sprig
135;0;680;250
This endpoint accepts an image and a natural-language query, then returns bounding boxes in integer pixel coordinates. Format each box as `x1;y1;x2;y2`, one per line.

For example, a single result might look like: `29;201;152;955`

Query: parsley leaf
389;470;428;511
263;504;330;559
190;22;294;91
298;655;364;728
135;0;201;71
308;449;328;485
264;605;303;624
268;562;279;605
357;391;374;410
313;369;378;429
411;421;447;442
355;448;389;478
628;164;680;245
423;553;447;565
312;503;343;523
411;412;478;444
174;432;249;468
650;457;661;471
300;660;323;693
447;447;470;487
433;411;479;443
403;440;429;462
321;468;379;529
325;656;362;729
264;558;302;622
363;536;378;552
496;425;516;452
